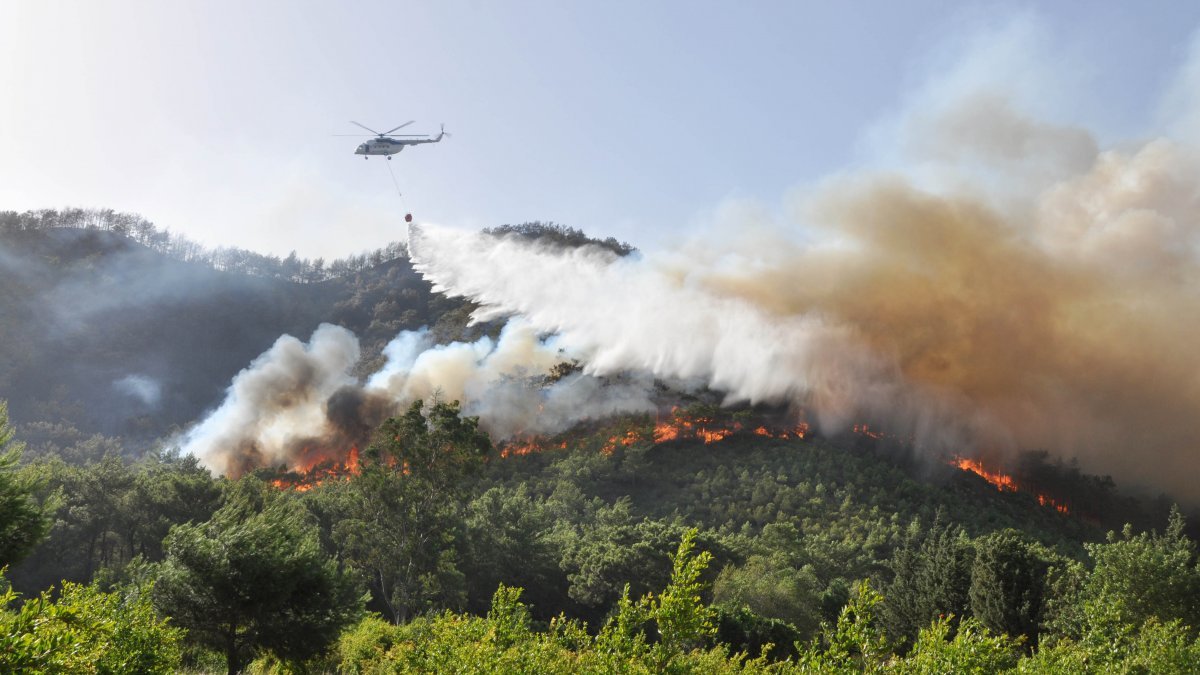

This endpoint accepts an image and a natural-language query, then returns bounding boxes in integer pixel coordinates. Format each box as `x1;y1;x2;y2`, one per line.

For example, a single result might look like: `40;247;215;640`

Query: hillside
0;222;468;451
1;215;1196;673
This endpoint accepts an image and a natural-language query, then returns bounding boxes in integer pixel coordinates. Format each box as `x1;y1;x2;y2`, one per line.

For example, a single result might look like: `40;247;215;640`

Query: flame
698;428;733;443
951;455;1068;514
601;429;642;455
270;446;361;492
852;423;884;440
952;456;1018;492
495;410;809;460
271;411;815;492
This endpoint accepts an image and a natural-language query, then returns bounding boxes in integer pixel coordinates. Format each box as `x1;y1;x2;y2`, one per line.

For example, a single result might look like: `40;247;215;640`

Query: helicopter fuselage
355;139;407;157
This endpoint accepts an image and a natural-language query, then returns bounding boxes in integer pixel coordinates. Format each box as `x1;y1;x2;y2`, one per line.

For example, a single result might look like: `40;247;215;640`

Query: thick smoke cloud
183;317;658;477
181;324;362;476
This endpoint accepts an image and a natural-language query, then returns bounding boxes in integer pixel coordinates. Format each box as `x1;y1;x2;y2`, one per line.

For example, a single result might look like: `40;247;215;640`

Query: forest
3;397;1199;673
1;218;1199;673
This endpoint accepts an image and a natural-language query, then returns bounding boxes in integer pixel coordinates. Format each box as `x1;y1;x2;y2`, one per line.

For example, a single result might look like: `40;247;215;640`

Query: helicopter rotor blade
382;121;416;135
350;120;382;136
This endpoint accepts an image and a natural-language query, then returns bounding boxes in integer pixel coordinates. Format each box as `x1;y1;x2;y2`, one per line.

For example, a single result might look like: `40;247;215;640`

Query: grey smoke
183;318;658;476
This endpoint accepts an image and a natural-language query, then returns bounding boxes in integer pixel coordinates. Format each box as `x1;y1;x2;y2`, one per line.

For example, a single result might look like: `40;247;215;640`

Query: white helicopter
337;121;447;159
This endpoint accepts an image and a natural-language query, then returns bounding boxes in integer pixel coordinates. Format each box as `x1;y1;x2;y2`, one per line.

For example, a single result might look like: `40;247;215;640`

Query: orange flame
271;446;361;492
952;456;1018;492
601;430;642;455
852;423;884;440
951;456;1068;514
272;412;814;491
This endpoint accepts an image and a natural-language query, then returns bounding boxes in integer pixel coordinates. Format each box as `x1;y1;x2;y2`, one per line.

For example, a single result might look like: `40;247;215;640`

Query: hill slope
0;225;465;447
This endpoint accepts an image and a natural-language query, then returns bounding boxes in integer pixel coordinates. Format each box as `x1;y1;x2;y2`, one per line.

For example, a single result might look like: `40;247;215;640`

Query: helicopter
337;121;447;159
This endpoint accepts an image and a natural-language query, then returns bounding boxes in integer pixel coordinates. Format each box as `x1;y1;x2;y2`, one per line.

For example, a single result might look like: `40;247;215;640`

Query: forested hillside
0;209;469;451
2;401;1195;673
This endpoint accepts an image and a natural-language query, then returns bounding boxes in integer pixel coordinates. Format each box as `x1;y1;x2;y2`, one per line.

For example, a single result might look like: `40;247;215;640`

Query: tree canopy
152;479;363;675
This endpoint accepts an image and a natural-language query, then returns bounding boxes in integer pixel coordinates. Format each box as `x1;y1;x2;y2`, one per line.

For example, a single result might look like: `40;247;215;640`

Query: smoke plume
182;317;659;477
406;127;1200;502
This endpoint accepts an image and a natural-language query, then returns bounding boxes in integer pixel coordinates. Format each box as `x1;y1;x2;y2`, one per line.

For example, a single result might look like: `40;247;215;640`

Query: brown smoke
691;136;1200;500
409;91;1200;503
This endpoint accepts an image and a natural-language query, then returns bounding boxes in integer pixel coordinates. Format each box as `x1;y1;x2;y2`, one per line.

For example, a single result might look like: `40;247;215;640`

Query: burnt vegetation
0;211;1197;672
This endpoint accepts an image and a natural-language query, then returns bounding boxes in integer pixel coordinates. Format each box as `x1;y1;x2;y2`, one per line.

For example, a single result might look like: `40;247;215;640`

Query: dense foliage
0;576;183;674
153;480;362;674
0;208;407;282
3;396;1194;672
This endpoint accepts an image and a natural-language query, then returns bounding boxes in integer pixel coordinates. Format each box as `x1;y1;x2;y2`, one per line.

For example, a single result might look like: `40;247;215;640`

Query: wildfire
950;456;1068;514
650;410;753;445
852;423;883;440
952;456;1017;491
499;439;557;459
602;430;642;455
270;446;361;492
496;410;813;461
754;424;809;439
607;411;810;450
652;414;739;444
271;411;815;492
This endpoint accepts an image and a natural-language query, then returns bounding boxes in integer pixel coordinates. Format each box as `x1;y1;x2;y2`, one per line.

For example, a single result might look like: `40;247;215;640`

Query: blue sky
2;1;1199;258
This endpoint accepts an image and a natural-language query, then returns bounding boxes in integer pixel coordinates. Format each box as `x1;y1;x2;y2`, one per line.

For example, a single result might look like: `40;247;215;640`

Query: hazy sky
3;1;1199;258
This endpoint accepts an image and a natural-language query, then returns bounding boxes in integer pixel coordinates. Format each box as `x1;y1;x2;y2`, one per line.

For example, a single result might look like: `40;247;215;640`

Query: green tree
1030;509;1200;673
560;498;687;613
592;528;720;670
0;401;49;567
330;400;491;623
969;529;1048;646
462;484;567;618
796;580;894;674
882;517;974;645
9;451;220;594
0;575;183;674
896;616;1021;674
153;480;363;675
1080;507;1199;631
712;553;823;638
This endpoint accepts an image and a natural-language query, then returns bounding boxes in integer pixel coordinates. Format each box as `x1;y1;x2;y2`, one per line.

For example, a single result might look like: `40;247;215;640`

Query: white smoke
182;316;658;476
365;318;656;439
408;225;991;451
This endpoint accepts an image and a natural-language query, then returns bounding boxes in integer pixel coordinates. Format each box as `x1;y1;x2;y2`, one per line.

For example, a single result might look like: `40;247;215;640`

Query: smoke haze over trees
0;211;478;451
